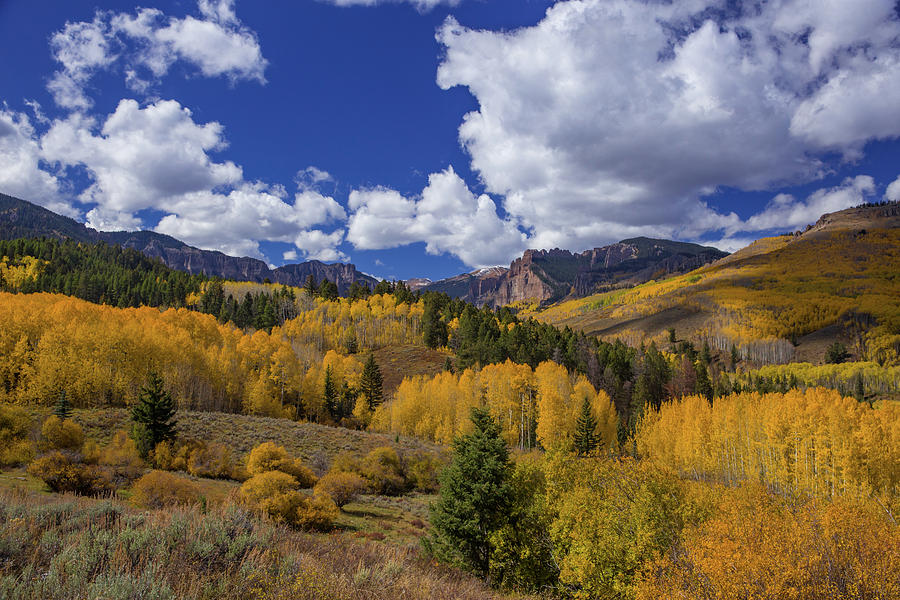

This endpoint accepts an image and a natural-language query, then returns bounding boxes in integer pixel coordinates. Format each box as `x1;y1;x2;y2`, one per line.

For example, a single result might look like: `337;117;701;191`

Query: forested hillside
0;193;378;292
527;203;900;366
2;203;900;600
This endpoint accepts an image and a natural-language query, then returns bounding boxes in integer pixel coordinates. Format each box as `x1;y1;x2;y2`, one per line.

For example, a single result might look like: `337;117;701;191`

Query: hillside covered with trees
1;203;899;600
528;203;900;367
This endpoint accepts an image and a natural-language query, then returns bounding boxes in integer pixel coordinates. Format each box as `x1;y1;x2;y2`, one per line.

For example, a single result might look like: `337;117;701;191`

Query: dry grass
372;344;452;396
20;406;442;467
0;487;529;600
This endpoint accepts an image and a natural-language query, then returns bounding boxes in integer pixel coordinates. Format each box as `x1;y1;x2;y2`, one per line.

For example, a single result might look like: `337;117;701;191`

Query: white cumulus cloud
0;107;73;216
33;98;345;260
738;176;877;234
884;175;900;202
47;0;266;111
434;0;900;257
346;166;527;267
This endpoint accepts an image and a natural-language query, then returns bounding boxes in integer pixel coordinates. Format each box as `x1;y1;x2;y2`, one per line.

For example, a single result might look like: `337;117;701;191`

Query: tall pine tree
359;354;384;411
323;366;339;421
574;397;600;456
428;407;513;578
131;372;177;458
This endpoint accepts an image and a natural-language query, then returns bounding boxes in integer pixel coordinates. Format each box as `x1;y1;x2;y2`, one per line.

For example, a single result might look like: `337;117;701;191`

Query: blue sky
1;0;899;281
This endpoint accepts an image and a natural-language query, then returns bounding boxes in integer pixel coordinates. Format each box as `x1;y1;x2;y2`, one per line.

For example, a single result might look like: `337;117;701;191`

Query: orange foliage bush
239;470;337;530
27;451;114;496
246;442;317;487
0;404;34;466
314;471;368;507
41;415;84;451
130;470;201;509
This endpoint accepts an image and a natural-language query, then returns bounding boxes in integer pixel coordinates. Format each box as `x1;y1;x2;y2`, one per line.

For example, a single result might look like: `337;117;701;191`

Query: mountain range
0;193;378;295
416;239;727;307
0;192;731;305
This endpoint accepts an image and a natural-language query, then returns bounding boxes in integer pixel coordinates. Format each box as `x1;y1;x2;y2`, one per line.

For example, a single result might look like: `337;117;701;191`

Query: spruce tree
303;274;319;297
323;366;339;420
428;407;513;578
359;354;384;411
423;296;448;348
319;279;339;300
695;360;713;402
131;372;177;458
54;390;72;420
730;344;740;370
854;374;867;403
573;396;600;456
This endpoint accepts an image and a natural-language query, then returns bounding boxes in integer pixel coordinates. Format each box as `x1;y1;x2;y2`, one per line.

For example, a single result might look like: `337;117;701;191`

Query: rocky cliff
421;238;728;307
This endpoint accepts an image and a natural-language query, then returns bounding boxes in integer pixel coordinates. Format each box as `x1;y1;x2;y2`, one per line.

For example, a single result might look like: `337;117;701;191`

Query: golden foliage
239;470;337;530
27;450;114;496
746;360;900;396
636;484;900;600
0;255;44;289
279;293;424;354
246;442;318;487
636;388;900;500
373;359;617;450
531;229;900;365
0;292;419;421
313;471;368;507
544;454;697;599
130;470;201;509
0;403;34;466
41;415;84;451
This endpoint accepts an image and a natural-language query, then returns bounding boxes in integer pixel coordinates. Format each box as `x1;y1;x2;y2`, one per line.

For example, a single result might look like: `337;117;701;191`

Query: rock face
0;193;378;294
422;238;728;307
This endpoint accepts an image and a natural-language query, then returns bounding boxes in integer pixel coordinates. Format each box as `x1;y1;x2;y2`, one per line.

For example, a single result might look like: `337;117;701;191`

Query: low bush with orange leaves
131;470;202;509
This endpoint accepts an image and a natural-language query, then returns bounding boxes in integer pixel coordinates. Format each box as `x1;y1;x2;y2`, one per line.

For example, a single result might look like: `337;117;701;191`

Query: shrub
360;446;408;496
239;471;337;530
0;439;35;467
406;451;445;493
100;431;144;466
152;438;204;472
131;470;201;509
187;441;236;479
1;404;35;465
239;470;301;518
296;493;339;531
314;471;369;507
41;415;85;451
155;438;238;480
246;442;317;487
27;451;114;496
1;404;32;441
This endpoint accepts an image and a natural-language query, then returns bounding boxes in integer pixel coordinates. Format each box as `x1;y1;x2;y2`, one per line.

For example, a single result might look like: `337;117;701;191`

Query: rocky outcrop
0;193;378;294
422;237;728;307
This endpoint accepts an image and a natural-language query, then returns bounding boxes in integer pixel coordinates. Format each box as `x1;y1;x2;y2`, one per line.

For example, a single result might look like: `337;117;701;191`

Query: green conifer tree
428;408;513;578
359;354;384;411
323;365;339;420
573;396;600;456
695;360;713;402
53;390;72;420
131;372;177;458
303;274;319;297
854;374;867;403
